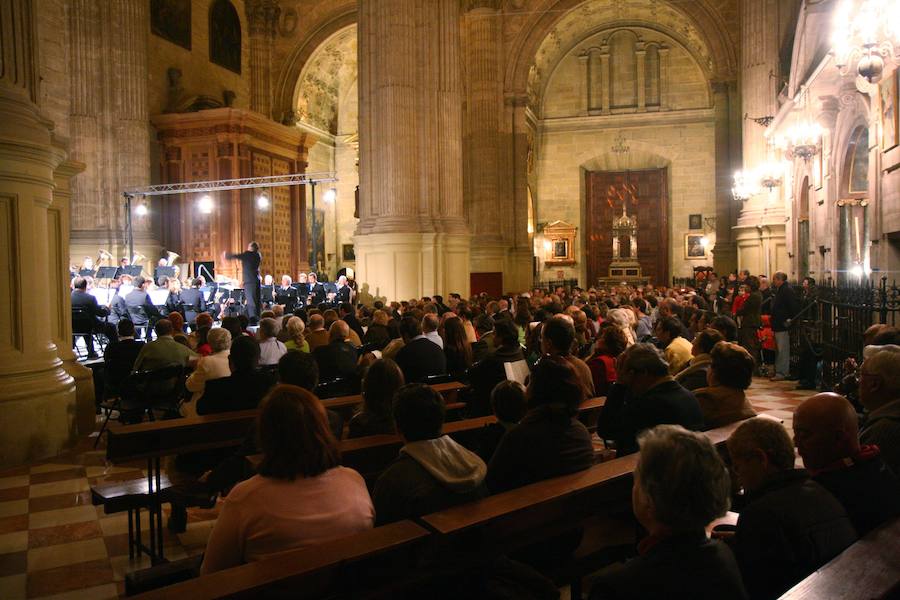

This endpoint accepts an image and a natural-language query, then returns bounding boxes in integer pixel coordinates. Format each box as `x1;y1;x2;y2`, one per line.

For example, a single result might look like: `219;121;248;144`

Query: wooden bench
778;517;900;600
322;380;470;419
131;520;431;599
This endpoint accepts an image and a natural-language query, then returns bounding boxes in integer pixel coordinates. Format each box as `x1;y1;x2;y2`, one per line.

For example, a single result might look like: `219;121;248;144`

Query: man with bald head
793;392;900;535
859;345;900;475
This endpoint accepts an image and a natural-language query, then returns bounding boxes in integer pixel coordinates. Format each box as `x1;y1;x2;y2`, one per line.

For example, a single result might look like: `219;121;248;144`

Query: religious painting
150;0;191;50
848;127;870;195
881;69;899;151
342;244;355;261
553;240;569;259
306;205;325;271
209;0;241;74
684;233;707;259
543;220;576;266
688;214;702;230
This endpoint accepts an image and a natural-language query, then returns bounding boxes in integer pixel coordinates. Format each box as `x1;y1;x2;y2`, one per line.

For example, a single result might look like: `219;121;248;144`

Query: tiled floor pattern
0;377;811;599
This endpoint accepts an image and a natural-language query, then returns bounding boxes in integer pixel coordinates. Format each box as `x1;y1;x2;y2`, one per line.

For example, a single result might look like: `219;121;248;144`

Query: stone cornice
538;107;716;132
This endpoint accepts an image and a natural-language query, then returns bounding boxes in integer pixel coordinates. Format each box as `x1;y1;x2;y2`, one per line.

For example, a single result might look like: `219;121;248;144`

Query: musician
335;275;351;304
275;275;298;312
225;242;262;322
261;274;275;309
165;278;185;317
113;257;130;280
124;276;162;339
307;272;326;306
180;278;207;327
292;272;310;308
107;278;130;327
71;276;109;358
79;256;95;277
155;257;170;287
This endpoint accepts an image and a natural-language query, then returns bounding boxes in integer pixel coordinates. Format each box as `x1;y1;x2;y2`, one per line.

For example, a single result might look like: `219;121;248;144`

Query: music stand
230;289;246;304
95;266;118;280
78;269;96;277
123;265;142;277
155;266;176;282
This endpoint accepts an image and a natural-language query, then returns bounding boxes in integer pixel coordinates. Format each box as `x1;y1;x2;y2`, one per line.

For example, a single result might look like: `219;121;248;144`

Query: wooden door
585;168;669;285
470;272;503;298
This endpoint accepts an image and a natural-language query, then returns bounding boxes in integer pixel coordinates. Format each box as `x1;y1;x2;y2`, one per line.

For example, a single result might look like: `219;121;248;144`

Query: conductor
225;241;262;322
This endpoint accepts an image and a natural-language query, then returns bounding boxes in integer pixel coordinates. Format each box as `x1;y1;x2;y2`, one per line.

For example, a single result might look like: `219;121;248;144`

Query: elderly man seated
694;342;757;430
589;425;747;599
858;344;900;475
793;392;900;535
727;418;856;600
132;318;197;371
598;343;703;456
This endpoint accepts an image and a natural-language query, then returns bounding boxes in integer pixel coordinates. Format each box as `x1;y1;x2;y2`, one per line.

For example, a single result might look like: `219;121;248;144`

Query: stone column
636;44;646;112
0;0;77;467
355;0;470;300
711;80;739;273
578;53;590;115
246;0;280;119
600;46;611;115
734;0;788;276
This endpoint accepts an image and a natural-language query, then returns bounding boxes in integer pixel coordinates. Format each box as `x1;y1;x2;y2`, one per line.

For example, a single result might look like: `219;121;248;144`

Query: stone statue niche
608;202;643;280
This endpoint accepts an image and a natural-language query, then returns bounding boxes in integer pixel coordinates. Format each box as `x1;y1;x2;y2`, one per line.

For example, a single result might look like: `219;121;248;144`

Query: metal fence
791;277;900;389
532;279;580;293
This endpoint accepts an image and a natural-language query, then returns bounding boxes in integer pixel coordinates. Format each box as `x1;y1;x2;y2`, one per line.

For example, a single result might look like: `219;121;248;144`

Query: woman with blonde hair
284;316;310;353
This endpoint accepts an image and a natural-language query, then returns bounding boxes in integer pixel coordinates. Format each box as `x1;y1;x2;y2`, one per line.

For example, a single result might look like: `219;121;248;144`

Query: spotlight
256;193;270;209
324;188;337;203
700;236;710;248
850;264;864;278
198;195;214;214
134;203;148;216
543;240;552;252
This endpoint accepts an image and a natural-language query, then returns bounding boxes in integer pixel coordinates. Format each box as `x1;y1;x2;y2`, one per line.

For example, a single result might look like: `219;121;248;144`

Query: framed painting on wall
688;214;702;230
881;69;899;151
684;233;708;260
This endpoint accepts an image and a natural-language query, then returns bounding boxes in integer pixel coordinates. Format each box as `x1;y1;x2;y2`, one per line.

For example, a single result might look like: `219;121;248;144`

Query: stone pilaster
735;0;788;276
246;0;280;119
355;0;470;299
711;80;739;273
0;0;77;467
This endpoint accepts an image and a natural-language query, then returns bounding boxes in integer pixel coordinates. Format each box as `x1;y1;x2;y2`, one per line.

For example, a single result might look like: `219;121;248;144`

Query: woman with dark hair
201;385;374;574
587;325;628;396
194;325;213;357
348;359;405;438
694;342;757;429
486;356;593;493
441;316;473;381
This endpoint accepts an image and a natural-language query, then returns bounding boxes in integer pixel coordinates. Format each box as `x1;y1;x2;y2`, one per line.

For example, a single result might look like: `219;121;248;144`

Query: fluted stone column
246;0;280;119
0;0;77;467
735;0;788;275
355;0;470;300
712;80;739;273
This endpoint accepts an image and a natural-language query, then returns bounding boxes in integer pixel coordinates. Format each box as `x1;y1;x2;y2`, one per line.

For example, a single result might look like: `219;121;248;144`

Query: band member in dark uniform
180;278;207;327
275;275;298;312
261;275;275;309
335;275;351;304
225;242;262;322
71;276;109;358
125;276;162;339
308;272;326;306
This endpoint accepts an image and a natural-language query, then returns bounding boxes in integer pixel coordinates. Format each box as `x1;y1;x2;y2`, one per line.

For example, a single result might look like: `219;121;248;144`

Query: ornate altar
151;108;314;283
599;203;649;285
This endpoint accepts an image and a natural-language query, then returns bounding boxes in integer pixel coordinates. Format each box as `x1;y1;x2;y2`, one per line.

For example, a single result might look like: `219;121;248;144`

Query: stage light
198;195;214;214
134;203;148;216
324;188;336;203
850;264;864;278
256;192;270;209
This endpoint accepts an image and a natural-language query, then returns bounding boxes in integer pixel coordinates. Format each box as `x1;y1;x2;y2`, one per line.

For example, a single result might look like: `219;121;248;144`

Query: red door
470;272;503;297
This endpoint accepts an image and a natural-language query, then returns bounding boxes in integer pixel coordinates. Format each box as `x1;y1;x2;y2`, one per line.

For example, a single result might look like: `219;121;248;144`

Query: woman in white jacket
184;327;232;416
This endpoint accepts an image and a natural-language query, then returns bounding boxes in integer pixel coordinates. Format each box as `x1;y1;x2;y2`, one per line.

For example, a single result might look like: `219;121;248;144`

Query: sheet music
149;289;169;306
88;288;114;305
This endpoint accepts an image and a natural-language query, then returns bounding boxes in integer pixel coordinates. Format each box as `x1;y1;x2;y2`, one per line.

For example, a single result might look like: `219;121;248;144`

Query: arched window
842;126;869;197
645;45;660;107
209;0;241;74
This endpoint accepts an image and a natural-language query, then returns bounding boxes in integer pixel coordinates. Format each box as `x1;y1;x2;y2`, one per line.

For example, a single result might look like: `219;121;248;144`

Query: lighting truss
123;172;337;197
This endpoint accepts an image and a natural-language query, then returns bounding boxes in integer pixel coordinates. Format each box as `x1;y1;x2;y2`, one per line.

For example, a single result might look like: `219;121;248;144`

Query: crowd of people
82;271;900;598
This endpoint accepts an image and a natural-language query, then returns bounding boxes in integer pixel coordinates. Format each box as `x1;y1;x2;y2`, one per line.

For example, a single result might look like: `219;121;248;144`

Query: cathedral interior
1;0;899;597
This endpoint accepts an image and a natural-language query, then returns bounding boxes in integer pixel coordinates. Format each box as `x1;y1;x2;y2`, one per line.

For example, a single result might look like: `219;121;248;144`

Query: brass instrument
165;250;180;266
97;248;113;266
131;252;146;265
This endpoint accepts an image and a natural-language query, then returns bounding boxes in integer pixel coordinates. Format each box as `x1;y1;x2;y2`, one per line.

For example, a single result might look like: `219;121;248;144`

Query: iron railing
532;279;580;293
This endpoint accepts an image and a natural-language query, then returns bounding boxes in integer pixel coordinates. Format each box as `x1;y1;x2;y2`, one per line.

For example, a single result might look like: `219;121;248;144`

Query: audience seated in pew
102;319;144;395
348;358;403;439
313;320;359;382
132;318;197;371
589;425;748;600
655;316;693;376
673;328;724;392
858;344;900;475
372;383;488;525
395;314;448;383
486;356;594;494
362;309;392;350
184;328;231;414
542;314;595;399
793;392;900;536
304;313;329;352
694;341;757;430
195;336;275;415
441;315;474;382
586;325;627;397
467;318;527;417
598;343;704;456
257;317;287;366
283;315;310;353
726;417;857;600
200;385;374;574
475;380;527;463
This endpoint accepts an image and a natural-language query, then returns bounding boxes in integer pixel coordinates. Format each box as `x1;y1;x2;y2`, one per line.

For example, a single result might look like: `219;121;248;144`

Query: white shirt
185;350;232;411
418;331;444;349
259;337;288;366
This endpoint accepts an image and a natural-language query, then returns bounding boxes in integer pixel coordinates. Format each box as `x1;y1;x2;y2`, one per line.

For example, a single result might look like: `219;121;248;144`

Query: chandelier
774;122;824;161
732;170;758;202
831;0;900;83
757;162;784;192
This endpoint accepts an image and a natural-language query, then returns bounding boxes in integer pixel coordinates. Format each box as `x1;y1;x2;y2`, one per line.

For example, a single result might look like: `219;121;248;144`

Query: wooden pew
322;380;470;419
778;517;900;600
131;520;431;600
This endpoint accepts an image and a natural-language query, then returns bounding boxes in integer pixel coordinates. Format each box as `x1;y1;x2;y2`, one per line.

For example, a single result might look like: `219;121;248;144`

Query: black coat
274;286;297;311
732;469;858;600
362;323;392;350
770;282;799;332
195;370;276;415
486;403;594;494
467;345;526;417
71;290;106;332
313;340;359;382
124;289;162;327
597;380;704;456
737;291;763;329
395;337;447;383
102;339;145;394
180;288;206;325
590;532;748;600
813;452;900;536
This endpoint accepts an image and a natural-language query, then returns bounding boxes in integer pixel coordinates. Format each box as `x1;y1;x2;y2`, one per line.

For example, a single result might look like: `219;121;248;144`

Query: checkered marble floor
0;377;811;599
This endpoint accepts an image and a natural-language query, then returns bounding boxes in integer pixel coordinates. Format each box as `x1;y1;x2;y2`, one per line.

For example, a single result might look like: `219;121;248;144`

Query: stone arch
272;4;356;123
291;25;357;135
505;0;737;95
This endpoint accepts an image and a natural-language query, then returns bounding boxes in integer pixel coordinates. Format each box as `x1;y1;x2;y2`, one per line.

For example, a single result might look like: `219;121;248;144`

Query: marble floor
0;377;813;599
